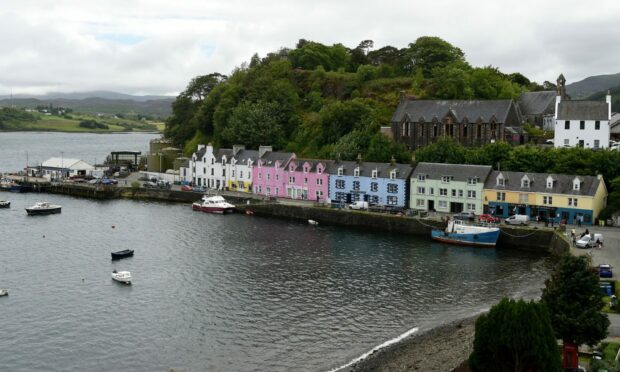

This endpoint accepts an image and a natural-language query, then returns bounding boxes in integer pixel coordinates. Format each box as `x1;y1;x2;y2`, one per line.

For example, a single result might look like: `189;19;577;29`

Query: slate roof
181;159;190;168
557;100;609;121
610;113;620;132
484;170;602;197
288;158;333;172
412;162;492;182
234;149;259;165
258;151;295;167
518;91;556;115
216;148;233;159
390;99;515;124
326;160;413;180
194;146;207;160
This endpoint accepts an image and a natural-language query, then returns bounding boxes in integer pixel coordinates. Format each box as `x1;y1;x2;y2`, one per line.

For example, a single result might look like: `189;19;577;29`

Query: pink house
252;146;295;198
283;159;332;202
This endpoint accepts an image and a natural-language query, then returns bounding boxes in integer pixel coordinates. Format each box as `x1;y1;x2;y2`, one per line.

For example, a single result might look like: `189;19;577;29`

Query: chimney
233;144;245;155
197;144;206;151
390;155;396;166
259;145;273;158
606;90;612;120
206;143;214;154
356;153;363;164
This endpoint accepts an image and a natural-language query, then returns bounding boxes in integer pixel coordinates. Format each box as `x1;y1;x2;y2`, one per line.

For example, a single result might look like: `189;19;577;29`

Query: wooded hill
165;37;544;162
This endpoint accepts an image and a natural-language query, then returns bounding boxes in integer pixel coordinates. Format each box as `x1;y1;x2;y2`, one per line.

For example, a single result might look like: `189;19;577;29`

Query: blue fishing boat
431;219;500;247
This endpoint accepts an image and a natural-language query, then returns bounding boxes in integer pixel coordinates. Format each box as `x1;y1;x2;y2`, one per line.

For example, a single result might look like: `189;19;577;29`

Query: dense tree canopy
469;298;561;372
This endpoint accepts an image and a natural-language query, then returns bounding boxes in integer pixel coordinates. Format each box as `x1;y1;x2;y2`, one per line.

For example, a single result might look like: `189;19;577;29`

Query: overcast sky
1;0;619;96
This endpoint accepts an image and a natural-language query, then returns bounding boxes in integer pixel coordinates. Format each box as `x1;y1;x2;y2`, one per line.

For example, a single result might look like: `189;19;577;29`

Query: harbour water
0;133;552;371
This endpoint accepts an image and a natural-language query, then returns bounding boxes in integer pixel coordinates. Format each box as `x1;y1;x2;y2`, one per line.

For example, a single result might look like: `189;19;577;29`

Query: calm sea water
0;133;552;371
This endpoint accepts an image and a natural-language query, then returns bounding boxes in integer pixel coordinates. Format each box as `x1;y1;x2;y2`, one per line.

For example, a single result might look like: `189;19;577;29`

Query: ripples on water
0;193;551;371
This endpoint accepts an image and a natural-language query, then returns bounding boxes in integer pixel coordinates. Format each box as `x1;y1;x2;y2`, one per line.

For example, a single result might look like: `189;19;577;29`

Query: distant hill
0;95;173;119
0;90;174;102
566;73;620;99
588;86;620;113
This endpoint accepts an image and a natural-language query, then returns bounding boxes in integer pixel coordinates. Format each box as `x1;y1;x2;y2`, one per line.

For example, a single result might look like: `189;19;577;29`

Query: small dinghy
111;270;132;284
0;288;8;296
0;200;10;208
308;219;319;225
111;249;134;260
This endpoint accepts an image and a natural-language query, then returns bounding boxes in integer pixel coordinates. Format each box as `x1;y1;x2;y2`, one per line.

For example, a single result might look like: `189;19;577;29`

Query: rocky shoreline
342;315;480;372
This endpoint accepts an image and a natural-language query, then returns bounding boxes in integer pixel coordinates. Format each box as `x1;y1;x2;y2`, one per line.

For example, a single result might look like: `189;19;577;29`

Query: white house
187;144;260;192
553;75;611;149
37;157;95;180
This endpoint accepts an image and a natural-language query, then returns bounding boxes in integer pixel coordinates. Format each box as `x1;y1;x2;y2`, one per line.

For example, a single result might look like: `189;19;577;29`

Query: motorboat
308;219;319;225
111;249;134;260
25;202;62;215
431;219;500;247
111;270;132;284
192;195;235;214
0;200;10;208
0;288;8;296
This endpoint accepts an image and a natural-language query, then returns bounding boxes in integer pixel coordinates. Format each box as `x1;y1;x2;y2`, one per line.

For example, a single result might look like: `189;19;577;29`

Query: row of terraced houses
181;144;608;225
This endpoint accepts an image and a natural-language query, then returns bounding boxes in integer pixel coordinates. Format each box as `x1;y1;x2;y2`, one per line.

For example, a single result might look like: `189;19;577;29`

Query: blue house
327;158;413;208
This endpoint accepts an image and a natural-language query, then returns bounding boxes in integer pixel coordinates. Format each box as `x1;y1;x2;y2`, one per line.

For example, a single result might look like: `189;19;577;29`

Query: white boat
25;202;62;215
0;288;8;296
111;270;132;284
0;200;10;208
308;219;319;225
192;195;235;214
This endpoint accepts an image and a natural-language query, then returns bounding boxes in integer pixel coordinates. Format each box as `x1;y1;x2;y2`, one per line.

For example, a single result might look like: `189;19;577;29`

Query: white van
349;201;369;210
505;214;530;226
575;233;604;248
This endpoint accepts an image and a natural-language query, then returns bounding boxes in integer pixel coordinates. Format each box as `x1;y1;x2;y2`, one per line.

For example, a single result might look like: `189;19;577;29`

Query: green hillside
566;73;620;99
588;86;620;112
165;37;542;161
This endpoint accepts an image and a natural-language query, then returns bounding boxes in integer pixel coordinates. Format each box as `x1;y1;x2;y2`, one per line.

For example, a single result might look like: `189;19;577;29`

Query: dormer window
546;176;554;189
354;167;360;177
522;179;529;188
441;176;451;183
372;170;378;178
317;166;323;174
467;177;477;185
573;179;581;191
303;166;309;173
496;174;505;186
418;174;426;181
338;167;343;176
390;170;396;180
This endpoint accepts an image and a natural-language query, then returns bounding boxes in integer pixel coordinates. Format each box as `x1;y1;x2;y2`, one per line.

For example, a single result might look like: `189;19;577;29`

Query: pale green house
410;162;492;214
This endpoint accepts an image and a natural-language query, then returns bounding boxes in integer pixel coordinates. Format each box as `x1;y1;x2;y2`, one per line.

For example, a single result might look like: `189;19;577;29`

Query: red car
479;214;500;223
181;185;193;191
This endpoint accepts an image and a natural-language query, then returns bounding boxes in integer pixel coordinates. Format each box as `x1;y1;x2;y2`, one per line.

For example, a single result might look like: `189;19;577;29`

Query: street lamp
61;151;64;180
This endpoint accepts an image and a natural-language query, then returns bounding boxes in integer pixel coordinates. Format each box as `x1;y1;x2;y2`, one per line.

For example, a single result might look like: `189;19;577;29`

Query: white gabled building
37;157;95;180
553;74;611;149
186;144;259;192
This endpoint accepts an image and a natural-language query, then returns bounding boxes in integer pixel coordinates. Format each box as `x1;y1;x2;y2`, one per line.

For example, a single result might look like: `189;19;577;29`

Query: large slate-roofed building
390;94;523;150
518;91;556;129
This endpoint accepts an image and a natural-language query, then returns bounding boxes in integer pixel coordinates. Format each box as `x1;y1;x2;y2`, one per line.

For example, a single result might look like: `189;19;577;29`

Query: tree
469;298;561;372
405;36;467;77
541;255;609;364
183;73;227;102
414;137;467;164
219;100;285;149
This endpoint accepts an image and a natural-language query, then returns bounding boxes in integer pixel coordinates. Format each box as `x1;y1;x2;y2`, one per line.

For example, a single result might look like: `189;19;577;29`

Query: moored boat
0;200;10;208
308;219;319;225
111;249;134;260
112;270;132;284
25;202;62;215
192;195;235;214
0;288;8;296
431;219;500;247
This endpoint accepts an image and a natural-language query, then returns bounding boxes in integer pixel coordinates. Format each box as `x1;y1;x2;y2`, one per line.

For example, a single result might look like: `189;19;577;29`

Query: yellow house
483;171;607;225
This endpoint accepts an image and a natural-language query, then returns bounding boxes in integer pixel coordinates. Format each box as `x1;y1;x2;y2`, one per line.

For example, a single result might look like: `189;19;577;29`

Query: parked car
454;211;476;221
349;201;369;210
505;214;530;226
181;185;193;191
156;180;171;189
544;139;554;145
598;264;613;278
192;186;205;193
479;214;500;223
575;233;604;248
101;178;118;185
142;181;158;188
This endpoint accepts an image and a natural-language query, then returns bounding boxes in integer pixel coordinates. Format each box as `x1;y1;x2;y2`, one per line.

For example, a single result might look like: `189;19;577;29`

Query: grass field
2;113;163;133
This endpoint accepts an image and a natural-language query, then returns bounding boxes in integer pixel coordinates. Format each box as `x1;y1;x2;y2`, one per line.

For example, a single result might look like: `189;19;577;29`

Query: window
276;174;279;181
467;203;476;211
371;182;378;192
211;168;214;176
580;120;585;130
232;170;235;178
429;187;434;195
387;196;398;205
467;190;476;199
267;173;271;180
211;158;214;164
240;171;243;179
564;121;570;130
317;167;322;174
416;199;425;207
275;187;279;195
467;178;477;185
316;190;323;199
417;174;426;181
338;167;343;176
369;195;379;204
594;140;600;149
417;186;425;194
352;181;360;191
438;200;447;209
547;181;553;188
441;176;451;183
522;179;529;188
335;192;346;201
519;193;528;203
451;189;457;197
304;177;308;184
316;178;323;185
497;177;505;186
222;169;225;177
203;167;206;174
266;187;271;196
564;139;569;146
543;196;553;205
573;180;580;191
568;198;578;207
354;168;360;177
439;188;448;196
458;190;463;197
289;176;295;184
387;184;398;193
303;167;309;173
497;192;506;201
595;121;600;130
335;179;345;189
372;170;378;178
390;171;396;180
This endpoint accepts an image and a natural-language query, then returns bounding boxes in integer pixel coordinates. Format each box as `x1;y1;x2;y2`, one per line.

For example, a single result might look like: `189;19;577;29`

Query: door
428;200;435;211
450;202;463;213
